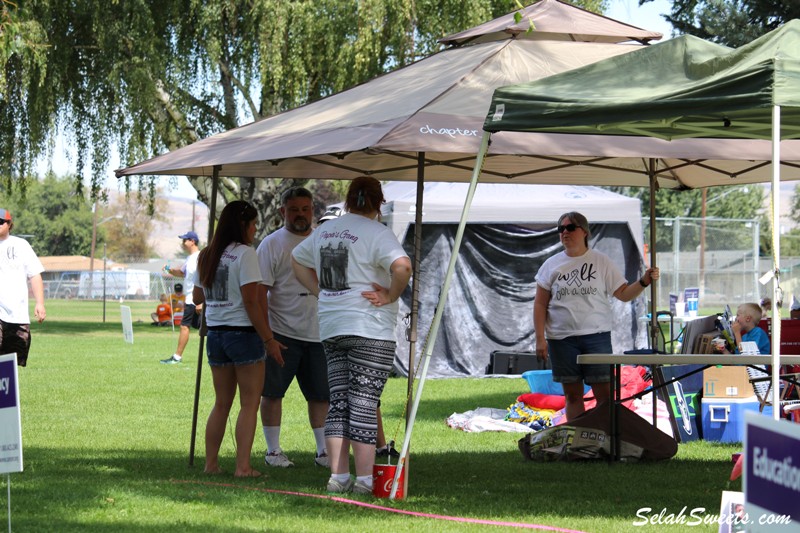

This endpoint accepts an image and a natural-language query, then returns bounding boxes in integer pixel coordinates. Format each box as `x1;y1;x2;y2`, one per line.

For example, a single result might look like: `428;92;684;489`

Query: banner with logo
0;352;23;474
655;365;704;442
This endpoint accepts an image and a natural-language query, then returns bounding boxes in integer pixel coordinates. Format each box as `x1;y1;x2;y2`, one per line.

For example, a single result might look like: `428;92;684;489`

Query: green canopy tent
481;20;800;418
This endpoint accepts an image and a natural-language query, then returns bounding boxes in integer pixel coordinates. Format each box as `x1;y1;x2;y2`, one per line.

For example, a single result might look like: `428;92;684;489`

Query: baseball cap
0;208;11;221
178;231;199;242
174;283;183;292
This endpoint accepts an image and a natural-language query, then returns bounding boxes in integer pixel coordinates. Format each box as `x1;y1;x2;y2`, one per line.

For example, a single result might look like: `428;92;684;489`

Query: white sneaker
326;476;353;493
264;450;294;468
314;451;329;468
352;479;373;495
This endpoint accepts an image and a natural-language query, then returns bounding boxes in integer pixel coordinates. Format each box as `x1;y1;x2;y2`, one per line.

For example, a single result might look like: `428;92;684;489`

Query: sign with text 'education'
743;412;799;532
0;353;23;474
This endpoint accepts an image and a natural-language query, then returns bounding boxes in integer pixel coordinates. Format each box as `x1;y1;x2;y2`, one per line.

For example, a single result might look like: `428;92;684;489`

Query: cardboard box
694;332;719;354
703;366;754;398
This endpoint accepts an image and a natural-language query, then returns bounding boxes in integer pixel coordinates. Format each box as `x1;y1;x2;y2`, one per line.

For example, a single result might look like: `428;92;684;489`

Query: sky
38;0;675;201
605;0;674;38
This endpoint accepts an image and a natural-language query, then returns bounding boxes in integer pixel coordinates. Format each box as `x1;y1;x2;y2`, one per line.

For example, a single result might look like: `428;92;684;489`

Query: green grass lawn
8;299;745;532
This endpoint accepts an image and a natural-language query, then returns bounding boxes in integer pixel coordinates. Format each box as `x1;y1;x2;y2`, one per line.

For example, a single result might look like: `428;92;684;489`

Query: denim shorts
262;332;329;401
547;332;612;384
206;329;266;367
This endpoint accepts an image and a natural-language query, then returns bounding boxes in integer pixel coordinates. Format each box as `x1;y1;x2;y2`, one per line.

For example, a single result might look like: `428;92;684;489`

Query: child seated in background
150;294;172;326
170;283;185;325
718;302;771;355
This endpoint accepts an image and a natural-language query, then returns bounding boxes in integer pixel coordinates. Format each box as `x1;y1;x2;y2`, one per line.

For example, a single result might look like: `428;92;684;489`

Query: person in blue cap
161;231;202;364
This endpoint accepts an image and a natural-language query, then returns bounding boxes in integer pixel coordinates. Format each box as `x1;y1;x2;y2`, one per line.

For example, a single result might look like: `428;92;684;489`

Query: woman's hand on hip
362;283;391;307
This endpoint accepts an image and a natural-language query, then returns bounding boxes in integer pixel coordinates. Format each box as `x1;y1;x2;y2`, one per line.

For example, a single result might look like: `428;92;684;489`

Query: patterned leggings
322;335;395;444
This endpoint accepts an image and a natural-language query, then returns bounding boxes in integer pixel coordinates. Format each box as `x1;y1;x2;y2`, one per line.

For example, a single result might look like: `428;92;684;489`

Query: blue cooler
701;396;773;443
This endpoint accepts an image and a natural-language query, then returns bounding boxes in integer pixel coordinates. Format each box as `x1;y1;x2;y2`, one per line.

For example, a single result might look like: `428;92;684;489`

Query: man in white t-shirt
161;231;201;364
256;187;330;468
0;208;46;367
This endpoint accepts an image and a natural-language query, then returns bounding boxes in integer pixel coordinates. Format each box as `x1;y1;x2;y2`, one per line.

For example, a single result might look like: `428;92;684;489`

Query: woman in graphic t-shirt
193;200;278;478
292;176;411;495
534;211;659;422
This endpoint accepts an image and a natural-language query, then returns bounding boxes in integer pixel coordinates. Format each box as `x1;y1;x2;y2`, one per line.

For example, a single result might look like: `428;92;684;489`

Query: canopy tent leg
771;105;781;421
648;159;659;427
406;154;425;409
188;165;220;466
390;132;490;499
648;159;659;348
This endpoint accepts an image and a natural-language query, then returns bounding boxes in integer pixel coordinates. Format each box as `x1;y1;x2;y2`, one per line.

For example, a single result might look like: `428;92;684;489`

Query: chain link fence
645;217;763;310
42;267;181;301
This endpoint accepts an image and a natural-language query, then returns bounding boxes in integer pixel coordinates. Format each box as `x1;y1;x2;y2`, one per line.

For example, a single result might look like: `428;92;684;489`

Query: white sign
0;353;23;474
743;411;799;532
120;305;134;344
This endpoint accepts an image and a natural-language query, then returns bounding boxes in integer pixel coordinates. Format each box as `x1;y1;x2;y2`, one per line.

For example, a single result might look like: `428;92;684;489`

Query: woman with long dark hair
292;176;412;494
193;200;276;477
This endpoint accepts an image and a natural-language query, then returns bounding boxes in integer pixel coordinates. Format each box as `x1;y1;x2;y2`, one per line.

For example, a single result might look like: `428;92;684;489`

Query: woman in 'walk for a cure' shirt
534;211;659;422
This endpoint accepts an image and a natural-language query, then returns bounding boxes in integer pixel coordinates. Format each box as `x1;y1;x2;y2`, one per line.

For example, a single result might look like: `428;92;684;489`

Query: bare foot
234;469;262;478
204;466;224;475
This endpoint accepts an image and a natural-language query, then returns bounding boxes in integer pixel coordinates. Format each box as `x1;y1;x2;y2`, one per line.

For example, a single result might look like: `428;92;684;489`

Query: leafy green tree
2;0;607;238
609;185;764;219
642;0;799;46
609;184;768;252
0;172;95;255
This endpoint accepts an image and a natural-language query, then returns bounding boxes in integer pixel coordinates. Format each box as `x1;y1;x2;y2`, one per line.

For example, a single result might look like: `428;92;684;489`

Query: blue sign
0;353;23;474
0;360;17;409
744;412;800;532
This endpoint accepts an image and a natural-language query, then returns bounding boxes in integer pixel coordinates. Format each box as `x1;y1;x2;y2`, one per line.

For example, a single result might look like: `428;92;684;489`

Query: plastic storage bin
522;370;590;395
701;396;773;443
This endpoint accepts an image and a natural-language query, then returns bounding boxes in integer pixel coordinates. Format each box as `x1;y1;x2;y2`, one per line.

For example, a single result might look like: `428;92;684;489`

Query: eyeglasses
557;223;579;233
0;220;9;226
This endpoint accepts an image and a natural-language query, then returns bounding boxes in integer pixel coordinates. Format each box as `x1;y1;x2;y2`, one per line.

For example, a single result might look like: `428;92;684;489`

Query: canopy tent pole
389;132;490;499
648;159;659;347
771;106;781;420
188;166;220;465
648;159;659;427
406;154;425;411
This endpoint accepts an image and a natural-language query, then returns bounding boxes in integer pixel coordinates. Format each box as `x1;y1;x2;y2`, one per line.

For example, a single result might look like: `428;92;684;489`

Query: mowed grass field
8;299;746;532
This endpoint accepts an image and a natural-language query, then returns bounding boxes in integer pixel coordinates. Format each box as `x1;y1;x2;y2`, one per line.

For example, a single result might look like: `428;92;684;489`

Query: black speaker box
486;351;550;374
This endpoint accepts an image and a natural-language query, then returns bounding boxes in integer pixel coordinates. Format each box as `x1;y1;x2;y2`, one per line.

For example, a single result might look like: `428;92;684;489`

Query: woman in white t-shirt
292;176;412;495
193;200;277;478
533;212;659;422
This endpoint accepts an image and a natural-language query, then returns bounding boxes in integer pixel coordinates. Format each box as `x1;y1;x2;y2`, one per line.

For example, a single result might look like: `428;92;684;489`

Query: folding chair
745;365;800;414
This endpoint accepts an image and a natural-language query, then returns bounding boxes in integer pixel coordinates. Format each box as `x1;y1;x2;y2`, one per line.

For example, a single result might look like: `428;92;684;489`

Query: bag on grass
518;401;677;462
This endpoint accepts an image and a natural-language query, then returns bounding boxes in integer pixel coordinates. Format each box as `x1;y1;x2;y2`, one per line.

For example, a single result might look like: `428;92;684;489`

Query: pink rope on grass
171;479;588;532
